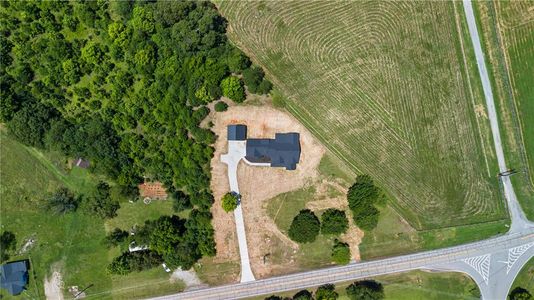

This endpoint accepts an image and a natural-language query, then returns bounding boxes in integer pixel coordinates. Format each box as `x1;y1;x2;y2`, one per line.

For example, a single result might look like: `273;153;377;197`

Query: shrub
45;187;79;214
288;209;320;243
220;76;245;103
214;101;228;112
221;192;239;212
346;280;384;300
321;208;348;235
315;284;338;300
331;240;351;265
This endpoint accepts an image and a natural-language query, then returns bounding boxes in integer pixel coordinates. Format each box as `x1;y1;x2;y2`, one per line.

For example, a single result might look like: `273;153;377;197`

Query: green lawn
0;131;183;299
509;258;534;297
360;206;509;259
218;0;506;230
266;185;338;269
105;200;175;232
249;270;479;300
265;181;508;261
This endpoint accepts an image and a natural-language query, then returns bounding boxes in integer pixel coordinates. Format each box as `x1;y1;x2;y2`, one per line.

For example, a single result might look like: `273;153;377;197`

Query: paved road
152;230;534;300
149;1;534;298
221;141;255;282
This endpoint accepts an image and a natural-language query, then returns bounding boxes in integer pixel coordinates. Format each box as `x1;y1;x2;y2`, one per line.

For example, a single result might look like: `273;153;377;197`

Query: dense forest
0;0;271;270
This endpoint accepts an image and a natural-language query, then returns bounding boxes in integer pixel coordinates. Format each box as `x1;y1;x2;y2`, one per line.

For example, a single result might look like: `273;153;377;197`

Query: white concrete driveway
221;141;255;282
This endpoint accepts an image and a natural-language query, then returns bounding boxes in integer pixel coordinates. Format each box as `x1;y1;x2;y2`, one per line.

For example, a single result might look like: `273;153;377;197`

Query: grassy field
510;258;534;297
218;0;506;229
359;206;509;259
0;131;184;299
249;270;479;300
471;1;534;220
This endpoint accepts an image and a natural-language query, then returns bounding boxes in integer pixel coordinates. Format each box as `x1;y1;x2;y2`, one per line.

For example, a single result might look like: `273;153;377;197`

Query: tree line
265;280;385;300
0;0;270;271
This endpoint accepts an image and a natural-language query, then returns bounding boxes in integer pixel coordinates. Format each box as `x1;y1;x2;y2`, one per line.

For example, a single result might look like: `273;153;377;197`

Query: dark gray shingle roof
246;133;300;170
0;261;29;295
228;125;247;141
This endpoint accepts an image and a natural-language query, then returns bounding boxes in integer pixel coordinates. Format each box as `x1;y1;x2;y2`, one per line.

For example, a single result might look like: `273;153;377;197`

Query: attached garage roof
228;125;247;141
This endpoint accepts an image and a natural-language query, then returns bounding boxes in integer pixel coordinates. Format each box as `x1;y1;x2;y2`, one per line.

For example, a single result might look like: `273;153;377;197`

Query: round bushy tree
346;280;384;300
331;240;351;265
347;175;382;231
258;79;273;94
293;289;313;300
315;284;338;300
46;187;79;214
214;101;228;112
321;208;348;235
288;209;320;243
509;287;532;300
220;76;245;103
221;192;239;212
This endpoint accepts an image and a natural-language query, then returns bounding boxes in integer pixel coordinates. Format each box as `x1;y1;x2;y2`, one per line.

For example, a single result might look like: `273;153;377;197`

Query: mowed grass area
472;1;534;220
218;1;506;230
266;180;508;261
359;206;509;259
0;131;183;299
510;258;534;296
248;270;479;300
266;186;340;269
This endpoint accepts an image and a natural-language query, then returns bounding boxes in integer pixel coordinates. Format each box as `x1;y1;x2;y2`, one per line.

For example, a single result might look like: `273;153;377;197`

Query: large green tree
220;76;245;103
347;175;383;231
315;284;338;300
321;208;348;235
45;187;79;215
345;280;385;300
288;209;320;243
84;181;120;219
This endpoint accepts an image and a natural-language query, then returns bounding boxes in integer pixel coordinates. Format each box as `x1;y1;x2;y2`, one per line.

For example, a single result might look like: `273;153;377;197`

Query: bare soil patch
44;271;64;300
211;104;361;278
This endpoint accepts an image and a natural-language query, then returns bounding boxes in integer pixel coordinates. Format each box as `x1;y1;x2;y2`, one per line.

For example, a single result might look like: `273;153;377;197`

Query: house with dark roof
227;125;301;170
0;261;29;296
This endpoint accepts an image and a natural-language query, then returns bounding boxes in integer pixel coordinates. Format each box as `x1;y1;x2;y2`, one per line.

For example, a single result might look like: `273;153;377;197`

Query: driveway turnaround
220;141;255;283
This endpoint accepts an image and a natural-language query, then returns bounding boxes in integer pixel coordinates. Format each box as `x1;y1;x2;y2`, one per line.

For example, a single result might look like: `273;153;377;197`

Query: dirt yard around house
210;104;363;279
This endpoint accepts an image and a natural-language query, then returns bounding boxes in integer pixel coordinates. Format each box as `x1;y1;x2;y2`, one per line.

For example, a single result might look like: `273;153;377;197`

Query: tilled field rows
218;1;506;229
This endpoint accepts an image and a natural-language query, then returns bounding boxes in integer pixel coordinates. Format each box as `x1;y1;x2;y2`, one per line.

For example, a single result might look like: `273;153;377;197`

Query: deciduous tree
288;209;320;243
345;280;384;300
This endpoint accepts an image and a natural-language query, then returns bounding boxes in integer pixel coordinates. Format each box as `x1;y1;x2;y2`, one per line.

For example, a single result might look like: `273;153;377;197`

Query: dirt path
44;271;64;300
